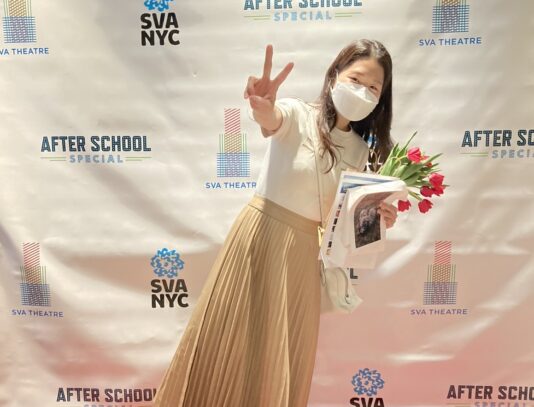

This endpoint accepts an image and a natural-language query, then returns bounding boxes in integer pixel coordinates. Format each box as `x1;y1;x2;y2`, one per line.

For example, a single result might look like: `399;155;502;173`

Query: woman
154;39;398;407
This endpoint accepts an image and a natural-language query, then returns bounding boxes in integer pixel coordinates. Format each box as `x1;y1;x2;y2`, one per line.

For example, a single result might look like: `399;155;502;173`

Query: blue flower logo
144;0;173;12
150;248;184;278
352;368;385;397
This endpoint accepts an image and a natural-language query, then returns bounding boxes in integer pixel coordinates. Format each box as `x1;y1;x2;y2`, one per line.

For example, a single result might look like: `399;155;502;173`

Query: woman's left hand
378;201;398;229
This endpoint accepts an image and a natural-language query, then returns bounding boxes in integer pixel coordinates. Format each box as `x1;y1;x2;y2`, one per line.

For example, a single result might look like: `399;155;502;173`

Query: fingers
262;44;273;80
247;46;292;100
379;201;397;215
248;94;272;112
379;211;394;228
248;95;262;110
244;76;258;99
378;202;397;228
273;62;294;88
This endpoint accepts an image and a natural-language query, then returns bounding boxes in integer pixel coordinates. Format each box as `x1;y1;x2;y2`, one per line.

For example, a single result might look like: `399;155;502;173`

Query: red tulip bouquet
378;132;448;214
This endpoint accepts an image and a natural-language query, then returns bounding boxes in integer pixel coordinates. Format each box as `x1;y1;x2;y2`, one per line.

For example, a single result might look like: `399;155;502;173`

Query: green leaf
398;131;418;158
390;143;400;158
378;153;397;175
393;163;409;178
427;153;442;163
404;171;421;186
401;163;422;180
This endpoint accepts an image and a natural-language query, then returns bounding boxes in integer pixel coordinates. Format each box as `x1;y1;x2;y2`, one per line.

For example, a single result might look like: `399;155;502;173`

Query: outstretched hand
244;44;294;115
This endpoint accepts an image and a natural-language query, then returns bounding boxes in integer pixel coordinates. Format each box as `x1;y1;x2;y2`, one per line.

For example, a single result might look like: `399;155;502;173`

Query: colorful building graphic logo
19;242;50;306
432;0;469;33
217;108;250;178
2;0;36;43
423;241;457;305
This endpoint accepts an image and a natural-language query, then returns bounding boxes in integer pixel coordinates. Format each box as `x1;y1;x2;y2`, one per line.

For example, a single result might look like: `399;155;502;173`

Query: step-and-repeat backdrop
1;0;533;406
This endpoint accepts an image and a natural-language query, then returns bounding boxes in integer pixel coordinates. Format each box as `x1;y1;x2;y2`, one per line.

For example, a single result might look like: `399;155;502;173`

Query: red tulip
418;199;433;213
397;200;411;212
407;147;422;163
420;186;434;197
429;173;444;188
432;184;445;196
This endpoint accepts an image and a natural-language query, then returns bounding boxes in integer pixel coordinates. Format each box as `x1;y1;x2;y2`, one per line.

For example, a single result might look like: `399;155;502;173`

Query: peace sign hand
244;44;294;118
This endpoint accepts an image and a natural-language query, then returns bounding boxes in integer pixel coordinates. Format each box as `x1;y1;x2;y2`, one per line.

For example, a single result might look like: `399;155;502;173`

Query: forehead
343;58;384;86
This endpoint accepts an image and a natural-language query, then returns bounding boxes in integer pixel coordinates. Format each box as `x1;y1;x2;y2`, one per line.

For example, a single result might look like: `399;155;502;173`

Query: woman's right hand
244;44;294;132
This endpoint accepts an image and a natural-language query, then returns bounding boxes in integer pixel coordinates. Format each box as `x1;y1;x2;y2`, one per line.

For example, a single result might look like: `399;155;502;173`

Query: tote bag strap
310;127;325;238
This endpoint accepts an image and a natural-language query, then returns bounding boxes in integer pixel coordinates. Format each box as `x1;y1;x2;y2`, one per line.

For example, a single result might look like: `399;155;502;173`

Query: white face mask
330;75;379;122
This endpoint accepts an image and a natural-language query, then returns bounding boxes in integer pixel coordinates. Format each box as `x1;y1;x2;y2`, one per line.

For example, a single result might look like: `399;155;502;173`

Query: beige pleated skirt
153;194;322;407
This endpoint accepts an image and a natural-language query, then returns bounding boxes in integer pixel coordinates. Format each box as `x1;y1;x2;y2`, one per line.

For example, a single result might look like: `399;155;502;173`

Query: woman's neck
335;115;351;132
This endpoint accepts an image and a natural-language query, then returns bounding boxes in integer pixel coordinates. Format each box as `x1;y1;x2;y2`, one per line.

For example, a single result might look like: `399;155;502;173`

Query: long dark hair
315;39;393;172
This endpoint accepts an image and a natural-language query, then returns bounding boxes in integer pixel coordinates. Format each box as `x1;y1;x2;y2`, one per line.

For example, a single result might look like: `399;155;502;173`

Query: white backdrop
1;0;533;406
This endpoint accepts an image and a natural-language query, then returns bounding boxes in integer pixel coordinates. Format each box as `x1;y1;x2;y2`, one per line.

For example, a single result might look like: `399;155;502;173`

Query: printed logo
411;241;468;317
150;248;189;308
205;108;257;190
424;241;456;305
418;0;481;47
218;108;250;178
350;368;386;407
11;242;64;318
19;242;50;306
144;0;173;12
1;0;50;56
151;247;184;278
56;386;157;405
460;129;534;160
432;0;469;33
243;0;364;23
141;0;180;46
446;384;534;407
3;0;36;43
40;135;153;165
